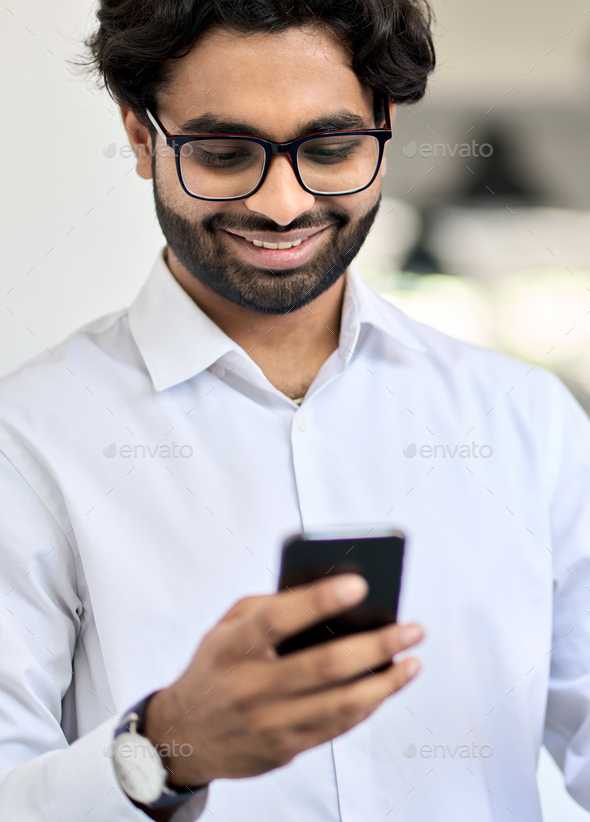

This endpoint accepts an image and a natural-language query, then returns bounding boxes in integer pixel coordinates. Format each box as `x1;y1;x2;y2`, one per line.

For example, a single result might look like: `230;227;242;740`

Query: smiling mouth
223;225;331;251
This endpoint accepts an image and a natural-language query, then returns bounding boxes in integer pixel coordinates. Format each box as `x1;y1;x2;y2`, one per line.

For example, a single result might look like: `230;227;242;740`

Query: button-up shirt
1;249;590;821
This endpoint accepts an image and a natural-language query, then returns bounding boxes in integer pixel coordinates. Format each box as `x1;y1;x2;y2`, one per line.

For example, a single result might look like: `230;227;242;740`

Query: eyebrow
176;111;369;140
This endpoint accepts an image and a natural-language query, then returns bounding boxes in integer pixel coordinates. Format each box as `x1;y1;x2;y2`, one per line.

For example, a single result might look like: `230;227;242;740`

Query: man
1;1;590;820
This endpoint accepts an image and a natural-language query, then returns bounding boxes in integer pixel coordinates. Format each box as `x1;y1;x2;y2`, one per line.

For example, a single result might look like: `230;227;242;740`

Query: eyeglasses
145;97;391;202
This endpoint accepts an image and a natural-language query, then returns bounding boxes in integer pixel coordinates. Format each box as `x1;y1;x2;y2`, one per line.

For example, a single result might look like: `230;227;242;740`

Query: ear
120;108;154;180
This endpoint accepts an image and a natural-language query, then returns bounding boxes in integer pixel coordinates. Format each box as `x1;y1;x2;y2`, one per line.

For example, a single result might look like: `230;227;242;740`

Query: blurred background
356;0;590;419
1;0;590;817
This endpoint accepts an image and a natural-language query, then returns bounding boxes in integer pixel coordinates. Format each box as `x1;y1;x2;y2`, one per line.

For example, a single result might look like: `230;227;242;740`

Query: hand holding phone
276;529;406;660
144;569;422;788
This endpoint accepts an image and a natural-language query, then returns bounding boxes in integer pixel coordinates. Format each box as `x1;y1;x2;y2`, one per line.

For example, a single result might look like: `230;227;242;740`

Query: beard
153;173;381;315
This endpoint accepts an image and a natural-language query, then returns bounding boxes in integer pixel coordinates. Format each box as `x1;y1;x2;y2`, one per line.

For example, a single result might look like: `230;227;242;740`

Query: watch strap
114;691;158;738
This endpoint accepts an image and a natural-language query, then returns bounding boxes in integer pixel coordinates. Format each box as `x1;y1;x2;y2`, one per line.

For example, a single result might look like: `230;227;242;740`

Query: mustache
204;209;350;236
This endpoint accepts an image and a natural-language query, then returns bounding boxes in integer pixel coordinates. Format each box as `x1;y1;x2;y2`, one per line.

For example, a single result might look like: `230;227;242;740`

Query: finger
227;574;369;651
261;622;424;697
259;657;420;745
216;595;264;626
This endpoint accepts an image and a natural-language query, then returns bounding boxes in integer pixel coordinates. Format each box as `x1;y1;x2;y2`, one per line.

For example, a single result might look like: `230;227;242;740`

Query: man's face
143;25;388;314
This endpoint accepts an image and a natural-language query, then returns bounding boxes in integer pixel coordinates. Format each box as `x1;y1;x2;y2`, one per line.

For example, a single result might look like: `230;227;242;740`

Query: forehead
159;25;373;139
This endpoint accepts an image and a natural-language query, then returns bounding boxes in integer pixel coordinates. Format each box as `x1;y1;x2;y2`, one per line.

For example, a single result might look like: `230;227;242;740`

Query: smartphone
276;528;405;658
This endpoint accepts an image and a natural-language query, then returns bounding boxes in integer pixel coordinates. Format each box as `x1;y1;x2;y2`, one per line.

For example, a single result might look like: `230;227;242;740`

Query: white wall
0;0;165;377
1;2;590;817
428;0;590;105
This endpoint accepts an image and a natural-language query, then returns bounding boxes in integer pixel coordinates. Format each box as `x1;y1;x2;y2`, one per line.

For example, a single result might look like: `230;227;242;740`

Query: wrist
113;693;202;812
143;688;177;752
144;688;212;788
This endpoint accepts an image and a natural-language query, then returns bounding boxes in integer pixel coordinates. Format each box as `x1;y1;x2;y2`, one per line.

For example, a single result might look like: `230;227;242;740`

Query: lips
223;225;332;269
225;226;329;248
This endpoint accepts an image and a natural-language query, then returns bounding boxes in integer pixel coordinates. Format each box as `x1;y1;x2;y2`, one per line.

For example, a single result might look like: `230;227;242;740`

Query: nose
243;153;316;226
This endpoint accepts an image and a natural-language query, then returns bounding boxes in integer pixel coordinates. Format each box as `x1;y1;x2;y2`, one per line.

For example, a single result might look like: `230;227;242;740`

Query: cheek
154;162;241;228
329;183;381;224
154;149;182;198
154;154;198;215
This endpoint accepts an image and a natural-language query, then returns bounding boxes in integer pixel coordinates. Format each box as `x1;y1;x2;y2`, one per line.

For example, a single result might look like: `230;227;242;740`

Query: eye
300;138;362;165
181;140;259;169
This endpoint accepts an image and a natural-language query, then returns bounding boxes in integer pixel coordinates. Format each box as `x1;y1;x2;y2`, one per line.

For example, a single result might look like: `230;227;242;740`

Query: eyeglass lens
177;134;380;199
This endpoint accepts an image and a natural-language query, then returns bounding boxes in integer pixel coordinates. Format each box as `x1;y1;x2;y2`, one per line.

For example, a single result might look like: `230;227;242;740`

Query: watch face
114;731;167;805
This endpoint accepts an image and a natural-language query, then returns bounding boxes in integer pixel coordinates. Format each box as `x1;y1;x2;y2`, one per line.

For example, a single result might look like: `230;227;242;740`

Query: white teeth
246;238;304;249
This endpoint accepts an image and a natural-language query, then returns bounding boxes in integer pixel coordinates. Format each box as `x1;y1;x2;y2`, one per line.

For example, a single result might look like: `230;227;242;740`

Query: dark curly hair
85;0;435;126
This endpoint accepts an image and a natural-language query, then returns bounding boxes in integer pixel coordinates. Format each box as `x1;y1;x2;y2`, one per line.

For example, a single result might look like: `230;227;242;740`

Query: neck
166;247;346;400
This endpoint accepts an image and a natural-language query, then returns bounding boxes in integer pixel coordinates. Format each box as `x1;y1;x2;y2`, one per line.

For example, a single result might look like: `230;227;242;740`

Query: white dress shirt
1;248;590;821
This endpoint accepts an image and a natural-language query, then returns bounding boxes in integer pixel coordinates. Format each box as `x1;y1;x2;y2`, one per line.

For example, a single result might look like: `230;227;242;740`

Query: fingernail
400;625;423;645
405;658;420;677
334;574;368;604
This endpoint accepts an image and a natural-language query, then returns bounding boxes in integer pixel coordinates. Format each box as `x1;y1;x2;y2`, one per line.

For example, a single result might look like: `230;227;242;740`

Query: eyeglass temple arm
380;94;392;129
146;109;168;142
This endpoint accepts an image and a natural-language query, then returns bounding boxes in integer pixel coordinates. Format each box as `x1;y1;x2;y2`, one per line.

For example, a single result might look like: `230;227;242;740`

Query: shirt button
296;414;308;432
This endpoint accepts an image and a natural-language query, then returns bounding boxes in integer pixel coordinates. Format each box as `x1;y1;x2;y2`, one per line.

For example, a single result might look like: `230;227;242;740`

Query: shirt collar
341;263;427;359
128;248;426;393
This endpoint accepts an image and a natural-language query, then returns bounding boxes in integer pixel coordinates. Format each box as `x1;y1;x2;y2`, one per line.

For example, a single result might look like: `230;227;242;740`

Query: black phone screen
276;529;405;657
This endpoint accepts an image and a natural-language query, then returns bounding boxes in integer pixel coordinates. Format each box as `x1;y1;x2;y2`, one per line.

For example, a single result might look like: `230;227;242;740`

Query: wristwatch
113;692;199;810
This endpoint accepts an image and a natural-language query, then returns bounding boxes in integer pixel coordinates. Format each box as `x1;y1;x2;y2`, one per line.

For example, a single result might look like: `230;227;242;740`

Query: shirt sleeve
0;448;208;821
542;375;590;810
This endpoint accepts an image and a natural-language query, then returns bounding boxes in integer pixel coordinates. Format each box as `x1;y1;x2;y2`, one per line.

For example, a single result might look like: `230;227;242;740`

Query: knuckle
229;679;258;712
248;599;275;635
335;695;363;724
223;595;260;621
314;645;346;681
256;719;293;762
256;612;277;639
242;594;268;616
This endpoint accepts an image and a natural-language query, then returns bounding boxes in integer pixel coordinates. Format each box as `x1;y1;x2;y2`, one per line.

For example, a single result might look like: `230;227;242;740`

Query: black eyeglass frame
145;95;392;202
